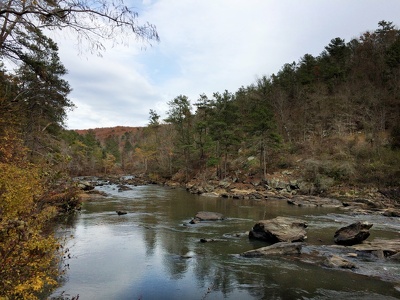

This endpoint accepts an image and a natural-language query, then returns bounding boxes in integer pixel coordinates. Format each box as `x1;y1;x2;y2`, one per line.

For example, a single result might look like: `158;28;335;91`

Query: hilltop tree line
61;21;400;191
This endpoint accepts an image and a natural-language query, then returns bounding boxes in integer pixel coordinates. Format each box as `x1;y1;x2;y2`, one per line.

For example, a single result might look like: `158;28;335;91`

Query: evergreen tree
165;95;194;180
208;90;240;178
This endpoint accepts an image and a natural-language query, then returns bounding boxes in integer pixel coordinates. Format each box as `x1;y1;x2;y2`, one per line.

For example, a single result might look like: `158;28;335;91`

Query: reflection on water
51;184;400;300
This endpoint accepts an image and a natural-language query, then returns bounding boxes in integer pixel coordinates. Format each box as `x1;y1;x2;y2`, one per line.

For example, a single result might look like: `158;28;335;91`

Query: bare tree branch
0;0;159;62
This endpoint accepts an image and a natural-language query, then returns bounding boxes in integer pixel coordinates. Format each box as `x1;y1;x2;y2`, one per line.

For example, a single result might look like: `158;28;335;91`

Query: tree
14;28;73;159
147;108;161;149
375;20;397;47
148;109;160;127
297;54;318;85
104;135;121;164
244;77;280;180
320;37;351;85
193;93;212;164
164;95;193;180
134;146;155;173
273;62;298;99
208;90;240;178
102;152;116;174
121;132;134;171
0;0;159;68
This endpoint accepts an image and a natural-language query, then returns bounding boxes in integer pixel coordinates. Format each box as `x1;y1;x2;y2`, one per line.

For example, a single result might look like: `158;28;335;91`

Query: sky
57;0;400;130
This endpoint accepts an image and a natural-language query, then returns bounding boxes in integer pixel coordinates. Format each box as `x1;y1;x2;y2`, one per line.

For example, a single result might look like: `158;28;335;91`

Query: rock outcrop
249;216;308;243
334;221;372;246
287;196;342;208
77;180;95;191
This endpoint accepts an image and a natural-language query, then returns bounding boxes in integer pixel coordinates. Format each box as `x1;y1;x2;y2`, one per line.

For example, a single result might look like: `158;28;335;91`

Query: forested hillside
70;21;400;192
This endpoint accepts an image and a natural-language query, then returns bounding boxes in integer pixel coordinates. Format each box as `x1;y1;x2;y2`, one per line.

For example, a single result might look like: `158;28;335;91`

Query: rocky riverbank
74;172;400;218
182;173;400;218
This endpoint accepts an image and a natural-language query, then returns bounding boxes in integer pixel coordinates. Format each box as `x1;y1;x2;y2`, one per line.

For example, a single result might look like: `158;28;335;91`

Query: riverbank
74;172;400;218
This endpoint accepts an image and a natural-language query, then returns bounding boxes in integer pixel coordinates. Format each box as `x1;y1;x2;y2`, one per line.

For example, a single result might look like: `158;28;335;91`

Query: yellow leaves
0;162;43;218
134;146;156;160
0;162;59;299
30;277;43;291
102;153;116;173
13;275;56;299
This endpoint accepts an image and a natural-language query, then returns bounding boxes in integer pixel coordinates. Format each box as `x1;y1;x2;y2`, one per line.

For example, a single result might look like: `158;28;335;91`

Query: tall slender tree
165;95;193;180
245;77;280;180
208;90;240;178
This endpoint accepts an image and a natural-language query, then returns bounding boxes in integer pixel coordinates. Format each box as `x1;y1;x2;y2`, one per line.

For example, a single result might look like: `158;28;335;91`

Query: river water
50;183;400;300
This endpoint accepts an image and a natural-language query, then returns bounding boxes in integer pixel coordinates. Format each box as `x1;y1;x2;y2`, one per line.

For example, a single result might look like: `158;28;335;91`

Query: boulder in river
77;180;95;191
117;184;133;192
190;211;225;223
334;221;372;246
241;242;303;257
249;216;308;243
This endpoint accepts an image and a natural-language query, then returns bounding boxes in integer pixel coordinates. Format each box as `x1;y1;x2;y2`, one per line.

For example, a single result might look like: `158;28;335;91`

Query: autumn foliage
0;134;61;299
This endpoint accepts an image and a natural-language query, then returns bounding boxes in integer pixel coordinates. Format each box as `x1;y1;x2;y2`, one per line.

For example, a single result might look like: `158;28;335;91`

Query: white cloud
58;0;400;129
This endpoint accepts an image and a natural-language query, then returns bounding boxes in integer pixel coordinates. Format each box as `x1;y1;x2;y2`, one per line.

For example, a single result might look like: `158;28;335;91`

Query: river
50;182;400;299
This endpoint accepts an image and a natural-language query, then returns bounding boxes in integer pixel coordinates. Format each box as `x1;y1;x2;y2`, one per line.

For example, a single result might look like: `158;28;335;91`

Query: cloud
59;41;160;128
58;0;400;129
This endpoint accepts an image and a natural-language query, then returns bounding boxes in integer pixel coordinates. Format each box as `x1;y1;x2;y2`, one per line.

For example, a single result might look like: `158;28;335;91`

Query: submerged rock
249;216;308;243
299;242;400;283
334;221;373;246
180;251;195;259
323;254;357;269
350;238;400;258
241;242;303;257
191;211;225;222
382;209;400;217
200;238;226;243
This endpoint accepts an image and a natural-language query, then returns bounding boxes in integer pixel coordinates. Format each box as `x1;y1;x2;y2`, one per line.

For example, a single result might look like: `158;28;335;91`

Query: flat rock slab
350;238;400;257
241;242;303;257
192;211;225;222
249;216;308;243
287;196;342;208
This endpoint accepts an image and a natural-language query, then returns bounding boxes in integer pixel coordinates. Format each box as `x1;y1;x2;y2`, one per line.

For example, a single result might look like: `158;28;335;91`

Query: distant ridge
75;126;144;144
